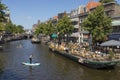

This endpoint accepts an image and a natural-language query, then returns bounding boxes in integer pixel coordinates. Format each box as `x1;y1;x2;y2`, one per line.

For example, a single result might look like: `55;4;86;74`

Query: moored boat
31;37;41;43
81;59;119;69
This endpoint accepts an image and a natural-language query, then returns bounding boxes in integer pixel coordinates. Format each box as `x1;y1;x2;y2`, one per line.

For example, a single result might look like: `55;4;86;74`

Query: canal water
0;40;120;80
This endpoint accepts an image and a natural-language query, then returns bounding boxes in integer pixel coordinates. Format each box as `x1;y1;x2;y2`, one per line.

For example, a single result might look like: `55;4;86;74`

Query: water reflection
0;60;4;73
0;53;5;74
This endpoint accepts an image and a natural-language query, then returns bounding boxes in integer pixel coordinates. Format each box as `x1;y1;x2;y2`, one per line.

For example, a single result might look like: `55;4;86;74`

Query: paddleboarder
29;55;33;64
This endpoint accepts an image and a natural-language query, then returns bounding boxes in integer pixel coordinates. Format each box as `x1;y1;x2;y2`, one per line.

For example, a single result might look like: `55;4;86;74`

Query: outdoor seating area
49;40;120;62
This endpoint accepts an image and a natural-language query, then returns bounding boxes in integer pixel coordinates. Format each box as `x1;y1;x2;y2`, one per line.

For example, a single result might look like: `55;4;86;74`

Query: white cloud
24;16;32;20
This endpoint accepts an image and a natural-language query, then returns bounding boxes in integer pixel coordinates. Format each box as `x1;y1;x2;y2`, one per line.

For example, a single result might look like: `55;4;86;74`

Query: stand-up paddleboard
22;62;40;66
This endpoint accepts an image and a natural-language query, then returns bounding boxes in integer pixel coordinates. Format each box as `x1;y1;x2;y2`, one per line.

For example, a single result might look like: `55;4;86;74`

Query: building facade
78;1;120;42
103;2;120;40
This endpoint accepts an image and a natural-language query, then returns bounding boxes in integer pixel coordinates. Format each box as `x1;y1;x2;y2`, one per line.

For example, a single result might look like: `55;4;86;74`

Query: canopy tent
100;40;120;46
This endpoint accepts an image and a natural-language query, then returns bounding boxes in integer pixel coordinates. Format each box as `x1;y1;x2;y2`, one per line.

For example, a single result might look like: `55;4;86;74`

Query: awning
100;40;120;46
112;20;120;26
51;34;57;38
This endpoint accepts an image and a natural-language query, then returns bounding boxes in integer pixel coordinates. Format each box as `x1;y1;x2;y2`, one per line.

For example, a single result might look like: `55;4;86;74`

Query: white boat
31;37;41;43
22;62;40;66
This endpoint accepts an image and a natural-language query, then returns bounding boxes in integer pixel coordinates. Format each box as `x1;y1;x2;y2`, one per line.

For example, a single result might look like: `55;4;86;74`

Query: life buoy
78;58;83;63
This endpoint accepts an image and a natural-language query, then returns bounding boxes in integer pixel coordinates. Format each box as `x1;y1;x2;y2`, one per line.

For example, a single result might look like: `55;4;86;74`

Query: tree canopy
5;22;25;34
35;15;74;40
82;5;112;45
0;0;25;34
0;0;8;22
99;0;116;3
56;15;74;38
35;22;53;36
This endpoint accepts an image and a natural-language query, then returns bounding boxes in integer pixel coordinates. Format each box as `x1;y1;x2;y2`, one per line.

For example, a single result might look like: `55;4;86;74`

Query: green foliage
0;0;8;22
82;5;112;45
35;21;55;36
0;0;25;34
5;22;25;34
15;25;25;33
35;23;46;36
56;15;74;37
34;15;74;38
99;0;116;3
45;21;55;36
5;22;14;33
0;22;5;30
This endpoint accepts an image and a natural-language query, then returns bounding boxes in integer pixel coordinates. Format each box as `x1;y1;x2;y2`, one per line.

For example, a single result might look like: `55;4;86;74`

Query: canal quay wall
0;35;28;44
48;47;88;68
49;47;79;62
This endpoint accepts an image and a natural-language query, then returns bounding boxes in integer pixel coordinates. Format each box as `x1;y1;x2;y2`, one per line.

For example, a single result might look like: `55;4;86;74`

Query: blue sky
2;0;120;29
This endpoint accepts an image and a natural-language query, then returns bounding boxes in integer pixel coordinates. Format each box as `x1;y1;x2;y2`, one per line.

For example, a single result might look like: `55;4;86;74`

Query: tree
15;25;25;33
56;15;74;38
35;21;55;37
99;0;116;3
0;22;5;30
0;0;8;22
5;22;14;33
82;5;112;45
5;22;24;34
34;23;46;36
45;21;55;36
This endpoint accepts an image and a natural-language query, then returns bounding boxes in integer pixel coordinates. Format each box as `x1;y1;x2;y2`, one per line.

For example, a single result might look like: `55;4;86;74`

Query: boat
22;62;40;66
80;59;119;69
48;42;120;69
31;37;41;43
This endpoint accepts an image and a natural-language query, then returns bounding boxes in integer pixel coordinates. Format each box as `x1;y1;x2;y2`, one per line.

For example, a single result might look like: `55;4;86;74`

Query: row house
32;20;41;33
40;1;120;43
50;16;58;34
51;16;58;26
103;2;120;40
69;5;87;43
79;1;101;43
78;1;120;43
49;12;66;27
69;1;101;43
58;11;67;19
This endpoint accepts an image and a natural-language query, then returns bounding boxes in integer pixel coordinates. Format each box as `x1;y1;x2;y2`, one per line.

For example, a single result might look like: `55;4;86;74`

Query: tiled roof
86;1;101;12
53;16;58;19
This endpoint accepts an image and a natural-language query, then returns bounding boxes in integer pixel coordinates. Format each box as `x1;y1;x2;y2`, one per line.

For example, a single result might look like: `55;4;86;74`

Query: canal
0;40;120;80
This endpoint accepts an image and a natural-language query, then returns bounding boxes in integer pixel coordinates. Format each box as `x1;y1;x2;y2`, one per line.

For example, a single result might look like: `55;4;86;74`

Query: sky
2;0;120;29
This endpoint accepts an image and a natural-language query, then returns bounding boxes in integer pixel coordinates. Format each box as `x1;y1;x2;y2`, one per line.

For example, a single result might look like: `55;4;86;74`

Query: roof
53;16;58;19
112;20;120;26
86;1;101;12
100;40;120;46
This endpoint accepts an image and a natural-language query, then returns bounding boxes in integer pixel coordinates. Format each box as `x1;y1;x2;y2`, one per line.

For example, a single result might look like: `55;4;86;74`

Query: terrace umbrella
100;40;120;54
100;40;120;46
